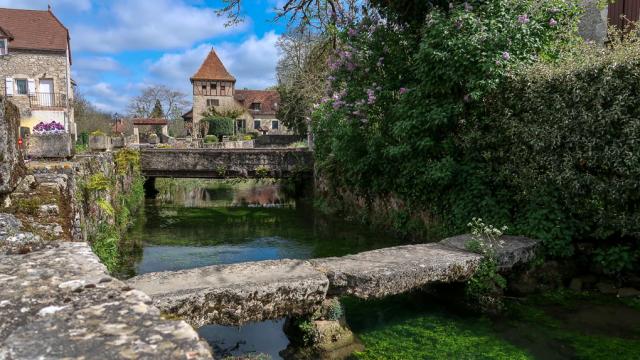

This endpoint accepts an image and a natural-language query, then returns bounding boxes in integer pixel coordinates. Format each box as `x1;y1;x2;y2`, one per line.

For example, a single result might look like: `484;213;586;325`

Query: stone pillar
0;97;24;197
133;126;140;144
161;125;169;137
579;0;608;45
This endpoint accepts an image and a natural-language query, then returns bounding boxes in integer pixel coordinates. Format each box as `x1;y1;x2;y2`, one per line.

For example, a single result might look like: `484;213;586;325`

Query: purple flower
332;100;344;110
399;87;408;95
549;18;558;27
348;28;358;37
366;89;376;105
517;14;530;24
346;62;357;71
502;51;510;61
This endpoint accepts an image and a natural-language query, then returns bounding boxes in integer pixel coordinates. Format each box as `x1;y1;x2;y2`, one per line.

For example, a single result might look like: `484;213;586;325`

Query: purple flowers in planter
33;121;65;134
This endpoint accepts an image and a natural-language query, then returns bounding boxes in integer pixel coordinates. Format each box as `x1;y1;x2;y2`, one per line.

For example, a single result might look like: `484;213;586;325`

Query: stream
122;179;640;359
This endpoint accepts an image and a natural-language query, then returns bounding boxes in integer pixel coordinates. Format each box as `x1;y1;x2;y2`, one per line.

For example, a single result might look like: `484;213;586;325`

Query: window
202;85;207;91
237;119;246;131
250;102;261;111
271;120;279;130
254;120;261;130
211;83;217;90
15;79;27;95
220;85;226;92
0;39;7;56
207;99;219;107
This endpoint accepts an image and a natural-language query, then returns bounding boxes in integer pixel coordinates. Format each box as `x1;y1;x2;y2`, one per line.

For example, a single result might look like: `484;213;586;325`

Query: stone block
89;135;110;151
110;136;124;149
129;259;329;326
27;133;73;159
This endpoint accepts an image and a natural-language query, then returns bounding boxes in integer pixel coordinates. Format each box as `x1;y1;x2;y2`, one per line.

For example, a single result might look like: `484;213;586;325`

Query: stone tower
190;49;236;127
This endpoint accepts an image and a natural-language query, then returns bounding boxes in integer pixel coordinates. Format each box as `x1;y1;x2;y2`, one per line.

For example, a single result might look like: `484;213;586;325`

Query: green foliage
313;0;639;264
90;130;106;136
204;116;235;137
204;135;219;143
593;245;637;276
97;198;115;216
296;319;317;346
86;173;112;192
326;301;344;321
466;258;507;311
243;135;253;141
14;198;42;216
114;148;140;175
255;166;270;178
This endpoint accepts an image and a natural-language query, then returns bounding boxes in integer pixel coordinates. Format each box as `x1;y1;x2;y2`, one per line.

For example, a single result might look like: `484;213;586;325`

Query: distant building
183;49;288;137
0;7;76;139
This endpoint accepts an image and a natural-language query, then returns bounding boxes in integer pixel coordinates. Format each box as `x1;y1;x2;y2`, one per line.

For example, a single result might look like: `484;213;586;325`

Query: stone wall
579;0;608;45
0;97;24;197
140;148;314;178
254;134;305;148
27;133;73;159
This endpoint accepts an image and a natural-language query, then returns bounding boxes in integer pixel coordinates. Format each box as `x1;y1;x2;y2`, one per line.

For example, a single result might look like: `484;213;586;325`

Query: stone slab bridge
140;148;313;179
129;235;538;327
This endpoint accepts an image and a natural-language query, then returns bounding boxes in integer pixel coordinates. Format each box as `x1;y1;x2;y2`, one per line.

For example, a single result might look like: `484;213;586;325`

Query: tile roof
132;118;169;126
191;49;236;82
234;90;280;116
0;8;70;56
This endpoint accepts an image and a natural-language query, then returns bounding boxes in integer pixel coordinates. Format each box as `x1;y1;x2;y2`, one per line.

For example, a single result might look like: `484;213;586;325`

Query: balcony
29;92;68;109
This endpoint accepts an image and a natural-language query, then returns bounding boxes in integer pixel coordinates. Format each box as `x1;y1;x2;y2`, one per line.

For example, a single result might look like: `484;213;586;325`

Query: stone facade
0;49;75;137
0;98;23;196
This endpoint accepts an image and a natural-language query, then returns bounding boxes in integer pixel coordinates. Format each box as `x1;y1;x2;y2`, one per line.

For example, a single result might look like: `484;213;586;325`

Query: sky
0;0;288;113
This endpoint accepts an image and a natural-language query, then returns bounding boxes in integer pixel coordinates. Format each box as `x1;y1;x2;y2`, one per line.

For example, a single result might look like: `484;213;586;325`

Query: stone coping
0;242;213;359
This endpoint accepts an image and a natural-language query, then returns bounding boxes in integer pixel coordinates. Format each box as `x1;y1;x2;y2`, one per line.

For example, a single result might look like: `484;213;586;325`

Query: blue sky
0;0;288;113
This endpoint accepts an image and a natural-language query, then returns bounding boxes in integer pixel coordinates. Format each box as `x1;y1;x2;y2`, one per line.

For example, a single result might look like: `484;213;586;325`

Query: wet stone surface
0;242;212;359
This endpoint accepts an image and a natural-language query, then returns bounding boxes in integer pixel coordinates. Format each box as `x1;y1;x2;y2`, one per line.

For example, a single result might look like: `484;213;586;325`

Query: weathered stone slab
129;259;329;327
27;133;73;159
0;242;212;359
439;234;539;270
311;243;483;299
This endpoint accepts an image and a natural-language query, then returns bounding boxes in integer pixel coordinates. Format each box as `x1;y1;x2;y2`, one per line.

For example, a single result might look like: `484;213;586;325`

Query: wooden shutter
27;79;36;95
5;77;13;96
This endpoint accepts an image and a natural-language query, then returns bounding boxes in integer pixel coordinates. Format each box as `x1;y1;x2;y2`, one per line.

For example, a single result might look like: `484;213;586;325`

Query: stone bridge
128;235;538;327
140;148;313;179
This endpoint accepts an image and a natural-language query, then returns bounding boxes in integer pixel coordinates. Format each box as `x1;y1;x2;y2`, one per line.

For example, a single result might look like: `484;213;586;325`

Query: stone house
0;7;76;139
183;49;288;137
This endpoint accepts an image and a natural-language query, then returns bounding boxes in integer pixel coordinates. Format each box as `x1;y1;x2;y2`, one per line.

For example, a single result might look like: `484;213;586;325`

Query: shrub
204;135;218;143
90;130;106;137
86;174;112;192
204;116;235;137
593;245;637;276
243;135;253;141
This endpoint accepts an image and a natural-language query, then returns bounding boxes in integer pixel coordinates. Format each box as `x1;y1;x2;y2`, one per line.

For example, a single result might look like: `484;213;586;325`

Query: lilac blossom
517;14;530;24
366;89;376;104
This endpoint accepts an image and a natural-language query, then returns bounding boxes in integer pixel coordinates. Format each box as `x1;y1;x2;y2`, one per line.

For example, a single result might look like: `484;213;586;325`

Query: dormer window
250;102;261;111
0;39;7;56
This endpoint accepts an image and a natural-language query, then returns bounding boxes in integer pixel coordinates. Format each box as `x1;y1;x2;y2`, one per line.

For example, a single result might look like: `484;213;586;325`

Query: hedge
204;116;235;137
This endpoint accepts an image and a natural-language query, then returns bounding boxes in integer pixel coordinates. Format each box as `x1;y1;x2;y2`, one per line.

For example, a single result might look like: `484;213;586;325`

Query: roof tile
0;8;69;53
191;49;236;82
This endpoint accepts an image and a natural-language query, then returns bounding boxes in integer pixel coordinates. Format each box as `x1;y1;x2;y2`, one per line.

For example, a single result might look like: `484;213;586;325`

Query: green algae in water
343;290;640;360
343;295;532;360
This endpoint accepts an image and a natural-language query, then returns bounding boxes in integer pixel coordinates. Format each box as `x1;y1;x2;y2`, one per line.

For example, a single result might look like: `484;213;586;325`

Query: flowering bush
313;0;587;256
33;121;65;134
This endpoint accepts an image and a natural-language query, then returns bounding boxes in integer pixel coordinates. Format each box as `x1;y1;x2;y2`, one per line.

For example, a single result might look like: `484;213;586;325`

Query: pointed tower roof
191;49;236;82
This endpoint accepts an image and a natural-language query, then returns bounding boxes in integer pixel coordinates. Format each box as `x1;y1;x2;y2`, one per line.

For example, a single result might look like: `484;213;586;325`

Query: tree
149;99;164;118
127;85;189;121
127;85;190;137
73;90;114;138
276;29;332;135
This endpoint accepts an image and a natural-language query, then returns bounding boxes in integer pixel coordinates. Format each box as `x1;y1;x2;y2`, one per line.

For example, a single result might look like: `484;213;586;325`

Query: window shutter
5;77;13;96
27;79;36;95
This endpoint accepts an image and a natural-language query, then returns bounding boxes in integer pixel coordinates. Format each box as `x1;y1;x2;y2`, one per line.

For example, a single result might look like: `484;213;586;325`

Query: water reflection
125;179;404;276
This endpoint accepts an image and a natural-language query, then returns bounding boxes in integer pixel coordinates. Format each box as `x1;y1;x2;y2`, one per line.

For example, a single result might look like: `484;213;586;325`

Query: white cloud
83;82;130;113
75;56;121;72
72;0;246;53
0;0;91;11
148;31;280;96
